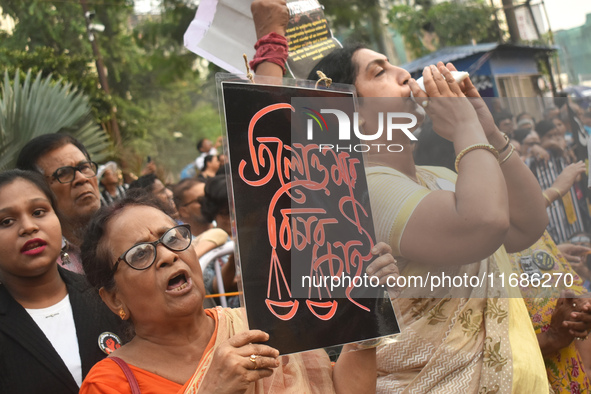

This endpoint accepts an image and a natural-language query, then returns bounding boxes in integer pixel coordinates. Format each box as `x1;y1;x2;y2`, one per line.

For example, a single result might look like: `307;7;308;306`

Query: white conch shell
414;71;469;93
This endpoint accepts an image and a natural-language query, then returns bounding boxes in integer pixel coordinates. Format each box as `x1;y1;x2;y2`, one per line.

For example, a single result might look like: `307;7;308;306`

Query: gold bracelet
542;192;552;205
499;144;515;165
550;187;563;199
455;144;499;172
498;133;511;154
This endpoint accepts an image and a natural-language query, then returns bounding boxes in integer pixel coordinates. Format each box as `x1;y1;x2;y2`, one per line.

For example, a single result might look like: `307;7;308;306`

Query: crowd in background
4;0;591;392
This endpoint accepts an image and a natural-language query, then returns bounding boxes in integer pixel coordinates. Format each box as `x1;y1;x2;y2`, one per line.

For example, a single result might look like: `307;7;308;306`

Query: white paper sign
515;7;539;41
183;0;340;78
184;0;257;74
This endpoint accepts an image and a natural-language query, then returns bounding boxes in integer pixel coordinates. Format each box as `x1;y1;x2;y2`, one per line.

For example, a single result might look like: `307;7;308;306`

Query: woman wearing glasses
78;193;395;393
0;169;125;393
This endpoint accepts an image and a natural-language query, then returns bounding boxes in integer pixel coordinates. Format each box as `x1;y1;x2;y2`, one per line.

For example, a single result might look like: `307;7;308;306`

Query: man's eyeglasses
112;224;192;273
50;161;98;184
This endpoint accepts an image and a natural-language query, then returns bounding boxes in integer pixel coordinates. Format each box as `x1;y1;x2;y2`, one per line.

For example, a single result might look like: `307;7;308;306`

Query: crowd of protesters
415;98;591;392
0;128;391;392
3;0;591;392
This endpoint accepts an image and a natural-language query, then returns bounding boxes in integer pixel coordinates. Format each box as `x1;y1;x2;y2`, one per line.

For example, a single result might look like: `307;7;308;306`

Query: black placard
220;79;399;354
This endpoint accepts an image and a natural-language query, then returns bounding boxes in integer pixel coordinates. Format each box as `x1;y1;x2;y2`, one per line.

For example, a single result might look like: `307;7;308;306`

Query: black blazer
0;267;126;394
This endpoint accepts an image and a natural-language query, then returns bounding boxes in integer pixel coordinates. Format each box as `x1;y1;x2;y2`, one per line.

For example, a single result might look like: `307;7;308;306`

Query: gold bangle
499;144;515;165
550;187;563;199
498;133;511;154
542;192;552;205
455;144;499;172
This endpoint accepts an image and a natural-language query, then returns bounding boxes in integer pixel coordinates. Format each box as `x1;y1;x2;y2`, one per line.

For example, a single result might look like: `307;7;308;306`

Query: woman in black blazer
0;170;125;393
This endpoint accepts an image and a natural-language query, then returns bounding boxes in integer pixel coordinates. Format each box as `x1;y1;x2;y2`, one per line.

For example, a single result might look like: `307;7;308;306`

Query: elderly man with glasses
16;134;102;274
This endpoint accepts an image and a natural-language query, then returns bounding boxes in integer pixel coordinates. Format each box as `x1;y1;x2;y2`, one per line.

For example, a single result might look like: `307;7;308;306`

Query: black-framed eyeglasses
50;161;98;184
112;224;192;273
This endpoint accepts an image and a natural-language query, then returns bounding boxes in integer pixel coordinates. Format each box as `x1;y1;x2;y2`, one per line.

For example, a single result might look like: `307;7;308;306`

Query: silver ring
249;354;258;369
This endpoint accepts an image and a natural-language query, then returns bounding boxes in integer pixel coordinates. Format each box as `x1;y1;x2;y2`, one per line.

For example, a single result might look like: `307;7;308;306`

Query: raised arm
397;65;510;266
251;0;289;79
542;161;587;208
443;62;548;253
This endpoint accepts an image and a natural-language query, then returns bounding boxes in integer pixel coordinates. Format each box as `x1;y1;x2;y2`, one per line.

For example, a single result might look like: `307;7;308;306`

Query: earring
118;308;126;320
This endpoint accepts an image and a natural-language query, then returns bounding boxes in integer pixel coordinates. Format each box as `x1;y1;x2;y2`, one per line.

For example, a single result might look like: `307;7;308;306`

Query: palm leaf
0;69;111;170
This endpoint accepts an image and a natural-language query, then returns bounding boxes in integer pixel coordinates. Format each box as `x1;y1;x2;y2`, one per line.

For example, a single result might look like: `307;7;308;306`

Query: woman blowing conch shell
251;0;553;392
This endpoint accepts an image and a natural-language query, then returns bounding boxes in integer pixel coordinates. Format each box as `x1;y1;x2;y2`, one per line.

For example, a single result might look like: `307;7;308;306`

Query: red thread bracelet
249;32;289;74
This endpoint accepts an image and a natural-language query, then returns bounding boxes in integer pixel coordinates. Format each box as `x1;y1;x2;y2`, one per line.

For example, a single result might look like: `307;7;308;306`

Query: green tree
0;0;88;54
321;0;390;53
0;69;111;170
0;46;113;124
0;0;228;179
389;0;501;58
0;0;124;138
107;0;223;176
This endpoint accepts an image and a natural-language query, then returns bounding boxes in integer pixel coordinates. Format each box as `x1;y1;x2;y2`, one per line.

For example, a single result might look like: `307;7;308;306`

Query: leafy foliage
0;0;222;178
0;46;113;124
0;69;110;170
389;0;501;58
0;0;88;54
321;0;390;53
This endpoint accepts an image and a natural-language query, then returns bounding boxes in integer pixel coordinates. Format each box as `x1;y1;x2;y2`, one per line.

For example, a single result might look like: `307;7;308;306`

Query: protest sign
284;0;341;78
184;0;340;79
219;77;400;354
